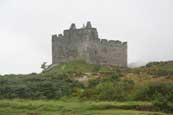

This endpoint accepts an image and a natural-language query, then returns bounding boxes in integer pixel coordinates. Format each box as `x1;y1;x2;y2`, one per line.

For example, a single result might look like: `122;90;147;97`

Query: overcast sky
0;0;173;74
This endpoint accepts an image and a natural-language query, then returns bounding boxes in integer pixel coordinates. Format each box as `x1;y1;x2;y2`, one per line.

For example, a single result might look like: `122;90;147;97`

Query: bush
153;93;173;113
134;83;173;102
82;79;135;101
0;74;83;99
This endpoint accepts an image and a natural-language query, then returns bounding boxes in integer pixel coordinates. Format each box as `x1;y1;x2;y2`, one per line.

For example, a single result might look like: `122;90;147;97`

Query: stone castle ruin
52;22;127;67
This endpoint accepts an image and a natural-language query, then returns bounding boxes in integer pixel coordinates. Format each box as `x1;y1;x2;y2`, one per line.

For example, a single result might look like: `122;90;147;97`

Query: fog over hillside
0;0;173;74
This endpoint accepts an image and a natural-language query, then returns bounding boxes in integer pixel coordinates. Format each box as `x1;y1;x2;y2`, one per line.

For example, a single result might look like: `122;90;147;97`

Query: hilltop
44;60;114;75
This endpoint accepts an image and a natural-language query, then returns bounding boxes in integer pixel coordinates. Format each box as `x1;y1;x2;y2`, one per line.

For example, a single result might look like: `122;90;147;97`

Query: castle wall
84;39;127;67
52;22;127;67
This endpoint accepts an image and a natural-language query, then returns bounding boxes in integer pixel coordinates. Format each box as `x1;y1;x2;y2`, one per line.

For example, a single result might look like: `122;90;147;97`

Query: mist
0;0;173;74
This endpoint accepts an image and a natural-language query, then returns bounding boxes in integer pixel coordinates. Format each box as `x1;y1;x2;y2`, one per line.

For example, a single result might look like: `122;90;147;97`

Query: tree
41;62;48;71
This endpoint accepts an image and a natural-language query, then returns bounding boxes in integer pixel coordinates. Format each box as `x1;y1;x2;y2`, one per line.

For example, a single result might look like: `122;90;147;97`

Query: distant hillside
131;60;173;77
128;61;147;68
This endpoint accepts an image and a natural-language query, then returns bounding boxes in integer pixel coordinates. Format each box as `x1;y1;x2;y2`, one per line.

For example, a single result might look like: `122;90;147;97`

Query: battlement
99;39;127;47
52;22;98;40
52;21;126;46
52;22;127;67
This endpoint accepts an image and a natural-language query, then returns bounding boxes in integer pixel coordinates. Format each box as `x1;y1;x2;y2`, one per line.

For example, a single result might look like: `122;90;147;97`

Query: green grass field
0;99;171;115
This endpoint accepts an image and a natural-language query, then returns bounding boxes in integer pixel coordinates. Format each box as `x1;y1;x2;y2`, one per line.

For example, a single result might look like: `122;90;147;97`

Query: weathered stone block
52;22;127;67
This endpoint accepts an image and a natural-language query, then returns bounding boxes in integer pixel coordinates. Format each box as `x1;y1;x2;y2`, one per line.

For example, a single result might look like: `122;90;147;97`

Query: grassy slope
43;60;113;75
0;99;170;115
131;61;173;76
147;61;173;71
1;61;173;115
123;61;173;86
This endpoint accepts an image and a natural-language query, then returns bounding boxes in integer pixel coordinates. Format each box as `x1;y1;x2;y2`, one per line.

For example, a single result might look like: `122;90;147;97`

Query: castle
52;22;127;67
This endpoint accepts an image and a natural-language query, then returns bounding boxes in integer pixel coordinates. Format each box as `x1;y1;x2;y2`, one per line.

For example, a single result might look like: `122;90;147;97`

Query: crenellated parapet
52;22;128;67
53;21;98;40
99;39;127;47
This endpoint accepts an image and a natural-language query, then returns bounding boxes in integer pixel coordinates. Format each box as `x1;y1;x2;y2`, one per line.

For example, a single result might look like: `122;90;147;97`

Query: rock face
52;22;127;67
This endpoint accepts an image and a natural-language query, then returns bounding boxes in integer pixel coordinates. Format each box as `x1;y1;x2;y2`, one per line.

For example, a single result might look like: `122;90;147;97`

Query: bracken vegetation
0;60;173;115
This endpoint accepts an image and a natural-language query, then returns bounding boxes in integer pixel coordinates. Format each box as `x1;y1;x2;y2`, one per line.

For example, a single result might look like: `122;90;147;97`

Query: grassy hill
131;61;173;77
0;60;173;115
43;60;114;75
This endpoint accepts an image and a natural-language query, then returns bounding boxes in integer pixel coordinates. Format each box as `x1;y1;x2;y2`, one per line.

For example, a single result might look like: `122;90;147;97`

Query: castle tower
70;23;76;30
52;22;127;67
86;21;92;28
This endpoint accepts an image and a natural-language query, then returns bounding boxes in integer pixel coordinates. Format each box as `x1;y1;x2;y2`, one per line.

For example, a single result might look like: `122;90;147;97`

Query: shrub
153;93;173;113
0;75;82;99
134;83;173;102
82;79;135;101
95;80;134;101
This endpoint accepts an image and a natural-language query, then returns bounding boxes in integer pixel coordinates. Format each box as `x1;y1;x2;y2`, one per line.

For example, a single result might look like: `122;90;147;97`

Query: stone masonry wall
52;22;127;67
